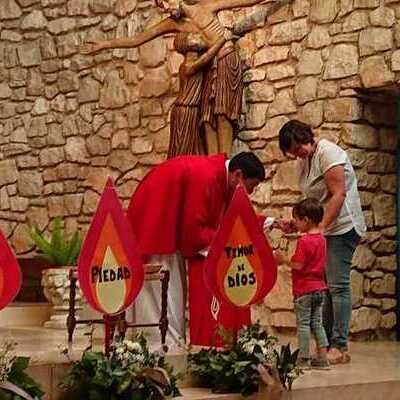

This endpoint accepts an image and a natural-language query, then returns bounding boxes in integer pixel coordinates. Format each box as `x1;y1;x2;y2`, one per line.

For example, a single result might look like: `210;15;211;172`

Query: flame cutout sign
78;178;144;315
0;230;21;311
204;185;277;308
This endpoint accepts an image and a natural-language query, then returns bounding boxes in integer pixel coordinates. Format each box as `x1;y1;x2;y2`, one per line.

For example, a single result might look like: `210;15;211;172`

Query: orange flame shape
204;185;277;308
216;217;264;306
78;178;144;315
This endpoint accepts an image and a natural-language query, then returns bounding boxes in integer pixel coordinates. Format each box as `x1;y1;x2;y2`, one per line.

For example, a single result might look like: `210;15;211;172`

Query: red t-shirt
291;233;328;298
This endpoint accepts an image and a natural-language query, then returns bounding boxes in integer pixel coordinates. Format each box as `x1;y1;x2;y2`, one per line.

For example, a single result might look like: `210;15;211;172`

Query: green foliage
0;346;44;400
274;343;302;391
27;217;82;266
188;323;302;396
60;334;181;400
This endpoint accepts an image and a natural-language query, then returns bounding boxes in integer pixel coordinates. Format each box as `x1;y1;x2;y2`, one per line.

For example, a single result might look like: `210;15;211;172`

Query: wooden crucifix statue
81;0;291;157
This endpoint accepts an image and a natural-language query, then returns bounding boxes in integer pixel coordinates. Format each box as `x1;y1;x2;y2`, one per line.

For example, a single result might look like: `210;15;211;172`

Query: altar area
2;321;399;400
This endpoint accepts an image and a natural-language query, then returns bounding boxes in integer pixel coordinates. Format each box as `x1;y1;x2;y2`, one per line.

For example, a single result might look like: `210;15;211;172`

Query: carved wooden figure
168;33;226;158
81;0;288;156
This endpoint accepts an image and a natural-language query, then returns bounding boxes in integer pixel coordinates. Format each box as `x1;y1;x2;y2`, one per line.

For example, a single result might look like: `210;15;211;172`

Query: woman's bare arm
321;165;346;230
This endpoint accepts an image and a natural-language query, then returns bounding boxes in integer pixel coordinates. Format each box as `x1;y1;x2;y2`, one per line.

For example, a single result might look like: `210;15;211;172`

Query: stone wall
239;0;399;338
0;0;398;337
0;0;177;253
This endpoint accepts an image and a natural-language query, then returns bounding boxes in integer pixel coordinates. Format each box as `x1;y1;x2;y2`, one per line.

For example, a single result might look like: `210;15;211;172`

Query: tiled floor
2;326;400;400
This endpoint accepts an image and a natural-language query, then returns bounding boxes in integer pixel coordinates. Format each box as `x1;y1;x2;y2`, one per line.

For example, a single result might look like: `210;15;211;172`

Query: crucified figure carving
81;0;290;157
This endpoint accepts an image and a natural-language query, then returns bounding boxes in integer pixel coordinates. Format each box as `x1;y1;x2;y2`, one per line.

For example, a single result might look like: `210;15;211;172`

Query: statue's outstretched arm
183;37;226;76
208;0;269;12
232;0;293;35
81;18;180;54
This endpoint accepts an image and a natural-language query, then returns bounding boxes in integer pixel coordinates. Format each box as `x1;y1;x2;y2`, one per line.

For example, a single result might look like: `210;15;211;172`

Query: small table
67;264;170;354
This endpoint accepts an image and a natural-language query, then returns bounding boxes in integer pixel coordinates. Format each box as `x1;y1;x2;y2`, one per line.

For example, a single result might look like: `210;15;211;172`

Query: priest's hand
198;248;209;257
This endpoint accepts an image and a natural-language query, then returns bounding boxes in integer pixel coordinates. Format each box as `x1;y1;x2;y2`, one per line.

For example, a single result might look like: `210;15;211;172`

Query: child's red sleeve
291;237;307;264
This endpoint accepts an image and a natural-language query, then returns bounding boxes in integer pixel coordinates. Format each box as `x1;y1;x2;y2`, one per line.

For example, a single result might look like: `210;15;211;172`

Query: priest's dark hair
229;152;265;181
279;119;315;156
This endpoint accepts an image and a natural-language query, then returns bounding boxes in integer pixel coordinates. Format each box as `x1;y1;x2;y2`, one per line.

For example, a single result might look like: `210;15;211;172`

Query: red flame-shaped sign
204;185;277;307
78;178;144;315
0;230;21;311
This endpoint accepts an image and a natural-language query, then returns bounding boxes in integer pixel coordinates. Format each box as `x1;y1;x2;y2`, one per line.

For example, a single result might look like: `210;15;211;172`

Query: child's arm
274;250;303;270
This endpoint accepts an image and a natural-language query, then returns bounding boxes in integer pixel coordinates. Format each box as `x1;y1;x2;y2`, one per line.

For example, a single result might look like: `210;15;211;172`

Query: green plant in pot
28;217;82;267
27;217;83;329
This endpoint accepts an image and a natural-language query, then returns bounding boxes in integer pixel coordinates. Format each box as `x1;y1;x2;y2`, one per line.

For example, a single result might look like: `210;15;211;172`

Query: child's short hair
292;198;324;224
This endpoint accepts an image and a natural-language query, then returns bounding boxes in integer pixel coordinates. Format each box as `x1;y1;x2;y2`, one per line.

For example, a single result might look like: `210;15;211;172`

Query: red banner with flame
78;178;144;315
204;185;277;307
0;230;21;311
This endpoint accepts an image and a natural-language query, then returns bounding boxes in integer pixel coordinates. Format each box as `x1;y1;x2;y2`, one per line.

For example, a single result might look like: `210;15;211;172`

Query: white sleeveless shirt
298;139;366;237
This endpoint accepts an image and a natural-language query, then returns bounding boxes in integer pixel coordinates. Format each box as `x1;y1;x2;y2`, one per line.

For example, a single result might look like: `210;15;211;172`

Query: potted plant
188;323;302;397
59;334;181;400
0;341;44;400
27;217;83;329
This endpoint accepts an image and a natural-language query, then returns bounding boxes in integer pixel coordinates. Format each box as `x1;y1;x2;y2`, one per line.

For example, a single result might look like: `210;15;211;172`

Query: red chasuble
127;154;251;345
127;155;228;257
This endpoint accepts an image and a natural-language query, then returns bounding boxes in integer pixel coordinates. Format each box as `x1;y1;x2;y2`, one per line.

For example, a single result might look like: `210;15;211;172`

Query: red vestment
127;154;251;345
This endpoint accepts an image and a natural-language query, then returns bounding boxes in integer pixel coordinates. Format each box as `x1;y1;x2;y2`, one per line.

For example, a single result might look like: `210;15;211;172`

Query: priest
127;152;265;346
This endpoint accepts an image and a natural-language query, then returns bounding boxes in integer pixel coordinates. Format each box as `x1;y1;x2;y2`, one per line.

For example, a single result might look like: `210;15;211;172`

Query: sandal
327;349;351;364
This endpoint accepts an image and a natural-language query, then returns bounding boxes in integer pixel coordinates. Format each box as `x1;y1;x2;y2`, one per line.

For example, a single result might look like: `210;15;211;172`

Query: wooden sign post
78;178;144;354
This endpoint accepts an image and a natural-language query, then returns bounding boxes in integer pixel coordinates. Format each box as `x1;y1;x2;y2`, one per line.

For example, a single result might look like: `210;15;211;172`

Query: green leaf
27;217;82;266
11;357;30;372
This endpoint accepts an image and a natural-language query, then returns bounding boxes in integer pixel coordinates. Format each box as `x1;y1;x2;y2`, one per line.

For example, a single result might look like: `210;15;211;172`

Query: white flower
125;341;142;352
134;354;145;364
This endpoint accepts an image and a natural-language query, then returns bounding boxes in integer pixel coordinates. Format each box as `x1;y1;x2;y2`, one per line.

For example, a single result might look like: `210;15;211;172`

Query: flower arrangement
60;334;181;400
188;323;302;396
0;341;44;400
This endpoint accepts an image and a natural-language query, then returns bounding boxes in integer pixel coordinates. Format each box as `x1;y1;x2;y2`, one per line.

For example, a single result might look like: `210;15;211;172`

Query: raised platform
0;302;51;327
1;326;399;400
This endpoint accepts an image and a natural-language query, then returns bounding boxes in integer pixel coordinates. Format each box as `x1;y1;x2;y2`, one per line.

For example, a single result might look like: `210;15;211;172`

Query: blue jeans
295;291;329;359
323;228;360;352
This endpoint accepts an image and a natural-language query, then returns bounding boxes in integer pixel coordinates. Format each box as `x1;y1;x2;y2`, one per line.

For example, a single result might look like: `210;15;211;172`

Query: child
274;198;329;370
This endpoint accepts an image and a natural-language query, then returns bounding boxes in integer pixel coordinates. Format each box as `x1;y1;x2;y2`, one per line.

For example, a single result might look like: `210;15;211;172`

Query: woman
276;120;366;364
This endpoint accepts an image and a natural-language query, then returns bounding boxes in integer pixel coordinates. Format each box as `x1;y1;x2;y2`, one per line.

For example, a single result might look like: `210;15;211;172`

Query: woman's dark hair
279;120;315;156
292;198;324;224
229;152;265;181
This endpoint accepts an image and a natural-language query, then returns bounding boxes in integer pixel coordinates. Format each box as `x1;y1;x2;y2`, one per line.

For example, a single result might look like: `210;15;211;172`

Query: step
179;381;400;400
0;302;51;327
4;328;399;400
